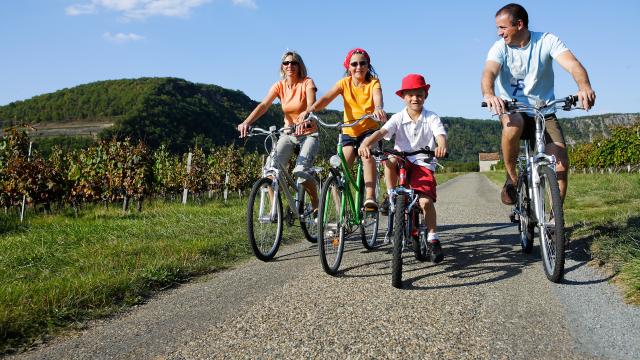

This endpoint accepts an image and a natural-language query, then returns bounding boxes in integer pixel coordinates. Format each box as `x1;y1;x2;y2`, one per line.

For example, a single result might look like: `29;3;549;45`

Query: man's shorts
407;162;437;202
266;132;319;183
340;129;376;148
519;113;566;146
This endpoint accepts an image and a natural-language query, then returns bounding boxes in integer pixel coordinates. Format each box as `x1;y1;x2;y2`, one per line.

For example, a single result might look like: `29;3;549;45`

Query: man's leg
500;113;525;204
545;142;569;202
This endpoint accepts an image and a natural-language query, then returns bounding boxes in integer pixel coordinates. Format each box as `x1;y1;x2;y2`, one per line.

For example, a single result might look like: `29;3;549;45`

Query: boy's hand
435;146;447;159
358;145;371;159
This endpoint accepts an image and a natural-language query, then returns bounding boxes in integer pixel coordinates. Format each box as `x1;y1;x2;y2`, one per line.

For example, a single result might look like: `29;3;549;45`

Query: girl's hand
374;108;387;123
294;120;312;136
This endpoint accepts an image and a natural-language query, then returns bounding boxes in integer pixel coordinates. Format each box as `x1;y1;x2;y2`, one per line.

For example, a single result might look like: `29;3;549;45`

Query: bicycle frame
250;126;320;223
309;113;379;227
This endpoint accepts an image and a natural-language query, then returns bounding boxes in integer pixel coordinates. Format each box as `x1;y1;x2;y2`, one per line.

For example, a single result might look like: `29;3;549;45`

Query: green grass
0;198;301;354
484;170;640;304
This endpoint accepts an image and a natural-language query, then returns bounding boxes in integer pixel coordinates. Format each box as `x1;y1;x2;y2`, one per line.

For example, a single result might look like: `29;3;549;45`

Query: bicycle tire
516;175;534;254
318;174;346;275
247;177;283;261
412;210;429;261
360;171;381;250
297;183;318;243
392;194;407;288
537;166;565;282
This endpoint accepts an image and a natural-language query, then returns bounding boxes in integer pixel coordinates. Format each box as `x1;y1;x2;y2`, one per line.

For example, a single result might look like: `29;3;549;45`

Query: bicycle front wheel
392;194;407;288
298;183;318;243
516;174;534;254
247;178;283;261
318;174;346;275
537;166;565;282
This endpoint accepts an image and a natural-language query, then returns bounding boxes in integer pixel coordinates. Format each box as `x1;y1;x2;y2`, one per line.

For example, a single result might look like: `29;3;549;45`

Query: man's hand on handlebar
483;94;507;115
576;88;596;111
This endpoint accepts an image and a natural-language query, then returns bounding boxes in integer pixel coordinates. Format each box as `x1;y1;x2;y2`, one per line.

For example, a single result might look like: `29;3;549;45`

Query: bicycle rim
537;166;565;282
318;174;345;275
298;183;318;243
391;194;406;288
517;176;534;254
247;178;283;261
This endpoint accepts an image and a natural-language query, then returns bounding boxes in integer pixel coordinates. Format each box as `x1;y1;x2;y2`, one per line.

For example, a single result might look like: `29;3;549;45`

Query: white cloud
103;32;146;43
232;0;257;10
67;0;211;20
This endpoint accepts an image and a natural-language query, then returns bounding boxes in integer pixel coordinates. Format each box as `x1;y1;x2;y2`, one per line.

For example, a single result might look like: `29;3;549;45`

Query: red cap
343;48;370;69
395;74;431;97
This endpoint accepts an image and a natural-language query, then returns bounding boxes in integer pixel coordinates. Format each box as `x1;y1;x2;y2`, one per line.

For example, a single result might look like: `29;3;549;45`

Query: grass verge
0;198;301;354
484;171;640;304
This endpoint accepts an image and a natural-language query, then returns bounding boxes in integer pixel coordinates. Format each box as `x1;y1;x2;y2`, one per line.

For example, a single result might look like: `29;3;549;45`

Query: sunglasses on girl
350;61;368;67
282;61;299;66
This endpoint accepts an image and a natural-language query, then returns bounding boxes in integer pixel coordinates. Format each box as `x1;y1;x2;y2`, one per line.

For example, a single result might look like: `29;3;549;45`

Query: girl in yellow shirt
298;48;387;210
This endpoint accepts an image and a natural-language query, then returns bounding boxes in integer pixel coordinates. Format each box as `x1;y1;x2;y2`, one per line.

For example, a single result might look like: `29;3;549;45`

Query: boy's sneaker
429;239;444;263
380;195;390;215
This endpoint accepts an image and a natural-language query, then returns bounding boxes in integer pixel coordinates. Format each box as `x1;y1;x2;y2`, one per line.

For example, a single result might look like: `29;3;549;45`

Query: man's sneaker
501;181;517;205
429;239;444;263
380;195;390;215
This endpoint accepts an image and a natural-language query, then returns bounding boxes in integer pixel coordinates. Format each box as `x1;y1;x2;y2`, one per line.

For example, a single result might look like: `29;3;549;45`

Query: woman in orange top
238;50;319;207
298;48;387;209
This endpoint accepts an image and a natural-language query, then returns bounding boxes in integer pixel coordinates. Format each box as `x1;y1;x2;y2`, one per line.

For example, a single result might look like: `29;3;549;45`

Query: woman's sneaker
429;239;444;263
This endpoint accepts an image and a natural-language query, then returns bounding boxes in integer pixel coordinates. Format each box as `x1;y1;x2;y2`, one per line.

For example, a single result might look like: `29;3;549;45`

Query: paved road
12;173;640;359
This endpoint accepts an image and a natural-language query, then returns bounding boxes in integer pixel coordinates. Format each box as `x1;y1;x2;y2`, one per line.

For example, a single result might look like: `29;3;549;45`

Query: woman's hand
237;122;250;138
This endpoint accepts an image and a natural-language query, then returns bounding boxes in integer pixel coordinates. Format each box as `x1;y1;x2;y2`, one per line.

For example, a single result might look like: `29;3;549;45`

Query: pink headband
343;48;371;69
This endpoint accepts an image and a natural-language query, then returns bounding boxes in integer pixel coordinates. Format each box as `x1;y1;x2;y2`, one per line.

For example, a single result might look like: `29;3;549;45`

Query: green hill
1;77;637;162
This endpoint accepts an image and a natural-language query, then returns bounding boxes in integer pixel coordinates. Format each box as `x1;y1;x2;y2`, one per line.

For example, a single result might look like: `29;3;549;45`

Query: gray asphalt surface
11;173;639;359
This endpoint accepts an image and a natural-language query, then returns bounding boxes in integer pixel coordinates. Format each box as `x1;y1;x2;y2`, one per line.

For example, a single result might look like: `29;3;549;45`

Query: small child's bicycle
482;95;582;282
246;125;322;261
306;113;383;275
371;147;445;288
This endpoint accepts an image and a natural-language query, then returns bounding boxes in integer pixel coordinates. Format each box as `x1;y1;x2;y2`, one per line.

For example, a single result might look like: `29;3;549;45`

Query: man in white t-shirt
481;3;596;205
359;74;448;262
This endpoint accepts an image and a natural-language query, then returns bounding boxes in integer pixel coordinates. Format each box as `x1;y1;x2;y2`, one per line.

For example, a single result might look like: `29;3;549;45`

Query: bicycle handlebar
370;147;449;159
481;95;580;112
247;125;295;137
306;113;379;129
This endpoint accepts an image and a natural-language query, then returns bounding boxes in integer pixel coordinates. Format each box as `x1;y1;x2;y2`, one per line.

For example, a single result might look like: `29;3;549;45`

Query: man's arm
481;60;506;115
555;50;596;110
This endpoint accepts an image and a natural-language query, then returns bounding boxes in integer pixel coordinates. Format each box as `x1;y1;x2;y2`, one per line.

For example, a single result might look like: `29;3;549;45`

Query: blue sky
1;0;638;120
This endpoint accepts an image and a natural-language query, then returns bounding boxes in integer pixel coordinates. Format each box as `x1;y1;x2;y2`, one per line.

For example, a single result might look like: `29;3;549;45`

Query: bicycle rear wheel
516;174;534;254
247;178;283;261
298;183;318;243
318;174;346;275
537;166;565;282
392;194;407;288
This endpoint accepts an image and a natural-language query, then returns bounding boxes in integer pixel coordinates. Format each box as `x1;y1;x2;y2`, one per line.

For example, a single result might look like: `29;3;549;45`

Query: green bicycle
307;113;383;275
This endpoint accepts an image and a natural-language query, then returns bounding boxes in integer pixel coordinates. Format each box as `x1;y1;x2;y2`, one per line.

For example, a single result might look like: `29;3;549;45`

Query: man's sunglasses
282;61;299;66
350;61;368;67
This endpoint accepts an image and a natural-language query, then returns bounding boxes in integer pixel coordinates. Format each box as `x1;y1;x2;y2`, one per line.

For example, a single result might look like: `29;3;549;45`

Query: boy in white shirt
359;73;448;262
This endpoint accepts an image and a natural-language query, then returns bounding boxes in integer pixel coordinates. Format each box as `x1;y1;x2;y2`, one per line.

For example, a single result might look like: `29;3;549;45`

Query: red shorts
407;162;437;202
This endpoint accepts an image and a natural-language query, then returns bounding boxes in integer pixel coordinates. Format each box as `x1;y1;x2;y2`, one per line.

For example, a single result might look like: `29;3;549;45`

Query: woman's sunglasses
282;61;299;66
350;61;368;68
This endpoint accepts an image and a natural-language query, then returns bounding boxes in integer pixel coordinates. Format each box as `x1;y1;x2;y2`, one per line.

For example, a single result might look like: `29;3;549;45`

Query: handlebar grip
481;102;488;107
568;95;579;105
